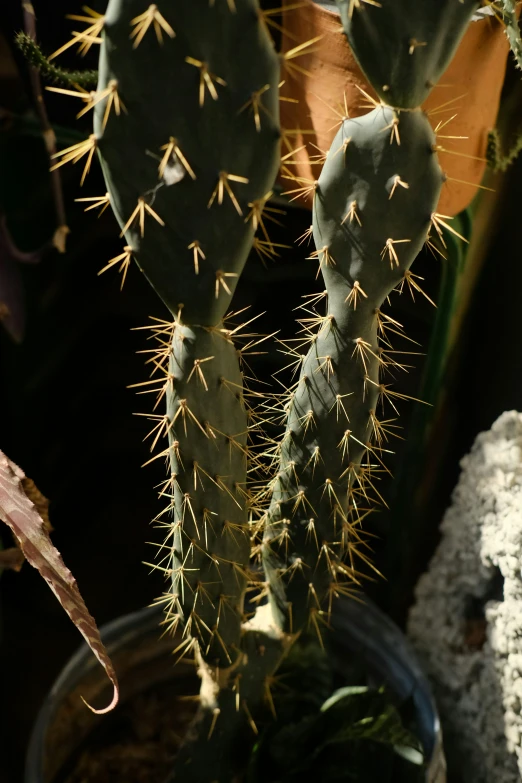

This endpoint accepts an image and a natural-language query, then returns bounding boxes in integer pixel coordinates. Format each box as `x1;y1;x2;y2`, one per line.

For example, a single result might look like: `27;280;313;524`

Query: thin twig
22;1;69;252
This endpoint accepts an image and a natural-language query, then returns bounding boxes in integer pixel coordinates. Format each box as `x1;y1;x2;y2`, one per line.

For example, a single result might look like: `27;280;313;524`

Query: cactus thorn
282;175;319;203
214;271;239;298
188;241;205;274
353;84;381;109
303;446;323;476
172;398;208;438
130;5;175;47
433;143;487;163
398;270;436;307
49;8;104;60
342;200;362;226
50;134;97;185
296;224;314;245
309;245;335;274
259;3;304;40
98;245;133;288
430;212;469;244
120;197;165;238
185;57;227;106
381;112;401;145
239;85;272;131
315;354;335;380
388;175;409;199
329;393;353;422
345;280;368;309
75;192;111;215
426;93;467;117
380;237;411;268
281;36;323;79
187;357;215;391
347;0;382;20
444;175;495;192
208;172;249;215
352;337;379;373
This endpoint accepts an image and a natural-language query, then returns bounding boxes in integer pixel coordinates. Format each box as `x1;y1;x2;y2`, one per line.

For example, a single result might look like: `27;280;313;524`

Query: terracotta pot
280;1;514;216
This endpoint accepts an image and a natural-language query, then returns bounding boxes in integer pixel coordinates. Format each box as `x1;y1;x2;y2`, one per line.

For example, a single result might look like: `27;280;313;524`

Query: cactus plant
263;104;444;637
335;0;480;108
86;2;285;778
32;0;515;780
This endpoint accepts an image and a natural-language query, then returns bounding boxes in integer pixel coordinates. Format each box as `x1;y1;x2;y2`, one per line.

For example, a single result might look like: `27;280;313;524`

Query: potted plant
2;1;521;781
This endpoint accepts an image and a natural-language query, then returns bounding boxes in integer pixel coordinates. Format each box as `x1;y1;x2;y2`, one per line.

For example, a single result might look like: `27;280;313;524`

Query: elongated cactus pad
90;0;281;676
95;0;280;325
336;0;480;108
264;106;444;634
166;323;249;668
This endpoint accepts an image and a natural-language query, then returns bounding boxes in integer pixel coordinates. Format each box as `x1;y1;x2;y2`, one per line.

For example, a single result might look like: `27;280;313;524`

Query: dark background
1;1;522;781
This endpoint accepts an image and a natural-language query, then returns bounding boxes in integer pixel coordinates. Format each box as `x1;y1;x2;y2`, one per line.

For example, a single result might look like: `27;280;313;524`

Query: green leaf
247;682;425;783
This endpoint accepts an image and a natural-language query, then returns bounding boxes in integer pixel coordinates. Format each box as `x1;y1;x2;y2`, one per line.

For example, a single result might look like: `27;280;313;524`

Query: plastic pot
25;597;445;783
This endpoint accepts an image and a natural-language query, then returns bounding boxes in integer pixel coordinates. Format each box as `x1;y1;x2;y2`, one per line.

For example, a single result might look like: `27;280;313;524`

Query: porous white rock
408;411;522;783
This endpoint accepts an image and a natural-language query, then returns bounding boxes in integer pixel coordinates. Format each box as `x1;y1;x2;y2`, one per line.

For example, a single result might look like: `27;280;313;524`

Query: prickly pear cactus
262;0;480;646
335;0;480;108
264;106;444;635
92;0;281;678
96;0;280;325
89;3;287;780
45;0;488;780
165;324;250;667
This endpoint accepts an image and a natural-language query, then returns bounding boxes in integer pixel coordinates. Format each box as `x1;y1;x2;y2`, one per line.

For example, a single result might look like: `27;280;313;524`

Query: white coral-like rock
408;411;522;783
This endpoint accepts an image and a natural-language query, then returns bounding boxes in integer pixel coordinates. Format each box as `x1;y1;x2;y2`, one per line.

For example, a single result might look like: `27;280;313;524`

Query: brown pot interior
43;628;198;783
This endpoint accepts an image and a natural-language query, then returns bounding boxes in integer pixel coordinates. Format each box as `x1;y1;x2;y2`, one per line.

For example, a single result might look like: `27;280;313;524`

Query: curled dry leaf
0;449;119;714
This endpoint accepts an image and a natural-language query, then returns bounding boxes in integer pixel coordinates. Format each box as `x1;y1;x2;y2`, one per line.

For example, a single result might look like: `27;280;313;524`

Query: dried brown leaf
0;450;119;713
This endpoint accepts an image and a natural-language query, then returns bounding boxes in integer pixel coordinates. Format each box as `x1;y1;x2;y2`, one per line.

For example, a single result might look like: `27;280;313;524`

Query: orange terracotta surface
279;1;513;216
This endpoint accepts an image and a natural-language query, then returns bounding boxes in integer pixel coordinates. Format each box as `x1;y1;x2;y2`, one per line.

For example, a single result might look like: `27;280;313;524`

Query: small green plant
247;640;424;783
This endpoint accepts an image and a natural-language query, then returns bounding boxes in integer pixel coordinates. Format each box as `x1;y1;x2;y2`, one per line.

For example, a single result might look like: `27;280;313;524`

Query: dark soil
59;682;199;783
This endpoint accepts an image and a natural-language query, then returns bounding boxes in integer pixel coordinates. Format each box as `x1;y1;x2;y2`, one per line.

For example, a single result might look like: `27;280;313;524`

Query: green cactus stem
263;106;444;636
498;0;522;70
165;322;250;668
83;3;283;778
487;126;522;172
14;32;99;88
170;610;288;782
89;0;281;669
335;0;479;109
